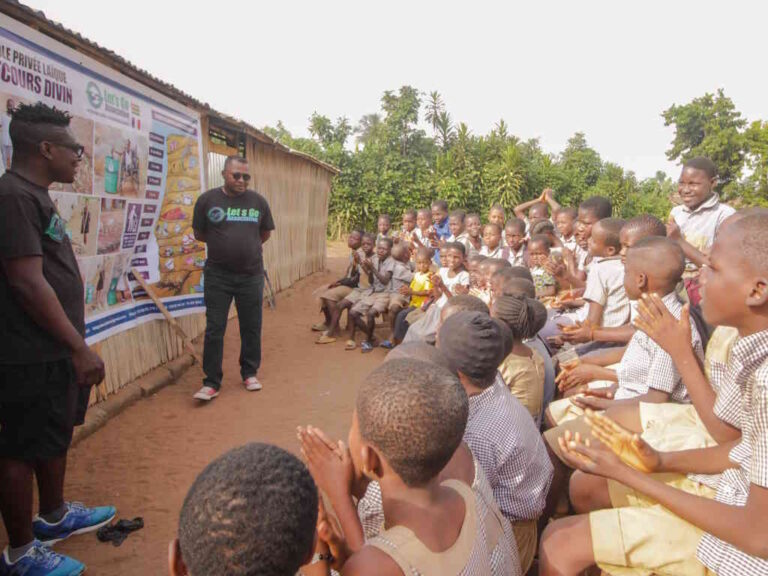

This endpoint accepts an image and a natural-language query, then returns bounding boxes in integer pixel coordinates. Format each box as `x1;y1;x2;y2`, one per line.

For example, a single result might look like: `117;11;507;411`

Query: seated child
488;203;506;230
447;209;468;246
322;233;375;343
348;237;395;352
544;237;704;448
437;311;554;573
668;156;735;306
314;230;363;338
504;218;527;266
550;218;630;352
557;214;666;348
492;293;549;424
402;243;470;344
491;273;558;413
375;213;394;244
480;223;509;260
392;247;433;344
398;209;417;246
528;234;557;299
307;357;519;575
464;213;485;258
531;220;563;255
411;208;432;249
169;443;317;576
555;206;579;252
548;196;613;290
539;212;768;576
467;254;490;303
380;244;414;349
514;190;557;233
482;258;512;304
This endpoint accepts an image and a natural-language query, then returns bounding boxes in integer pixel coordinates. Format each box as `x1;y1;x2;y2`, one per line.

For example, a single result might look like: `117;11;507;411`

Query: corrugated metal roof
0;0;339;174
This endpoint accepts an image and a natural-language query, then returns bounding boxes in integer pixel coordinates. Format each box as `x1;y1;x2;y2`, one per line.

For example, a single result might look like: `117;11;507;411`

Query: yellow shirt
410;272;433;308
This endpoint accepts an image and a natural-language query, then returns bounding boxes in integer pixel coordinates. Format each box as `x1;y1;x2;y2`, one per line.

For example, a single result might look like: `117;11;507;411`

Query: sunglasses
52;141;85;159
232;172;251;182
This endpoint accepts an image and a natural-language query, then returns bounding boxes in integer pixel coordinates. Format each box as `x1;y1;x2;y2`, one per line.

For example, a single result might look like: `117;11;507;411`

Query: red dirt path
2;246;386;574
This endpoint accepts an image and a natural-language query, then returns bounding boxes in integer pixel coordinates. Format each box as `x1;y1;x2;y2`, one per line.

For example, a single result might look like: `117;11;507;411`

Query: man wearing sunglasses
0;102;114;575
192;155;275;401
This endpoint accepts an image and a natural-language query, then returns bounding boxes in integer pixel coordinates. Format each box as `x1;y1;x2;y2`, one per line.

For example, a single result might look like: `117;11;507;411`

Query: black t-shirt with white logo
192;187;275;275
0;171;85;364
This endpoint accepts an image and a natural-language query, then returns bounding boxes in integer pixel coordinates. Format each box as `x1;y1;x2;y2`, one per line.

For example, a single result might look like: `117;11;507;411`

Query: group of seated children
170;157;768;576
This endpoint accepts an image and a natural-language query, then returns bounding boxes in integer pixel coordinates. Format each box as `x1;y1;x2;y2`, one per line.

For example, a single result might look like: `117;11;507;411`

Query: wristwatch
309;552;334;564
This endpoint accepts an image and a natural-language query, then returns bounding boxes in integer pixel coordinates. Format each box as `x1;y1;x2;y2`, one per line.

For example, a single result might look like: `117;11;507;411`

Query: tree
662;89;747;191
354;114;382;147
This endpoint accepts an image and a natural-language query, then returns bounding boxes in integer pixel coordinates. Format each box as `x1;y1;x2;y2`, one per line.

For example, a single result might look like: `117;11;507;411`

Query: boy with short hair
668;156;735;306
313;230;363;339
539;212;768;576
375;214;393;244
321;233;375;343
447;209;467;243
169;443;317;576
464;213;485;258
348;238;395;352
488;203;506;229
555;206;579;252
505;218;527;266
398;209;417;245
480;223;509;260
429;200;451;264
528;234;557;299
412;208;432;249
558;218;630;335
380;244;414;349
438;311;554;573
545;237;704;430
317;358;518;575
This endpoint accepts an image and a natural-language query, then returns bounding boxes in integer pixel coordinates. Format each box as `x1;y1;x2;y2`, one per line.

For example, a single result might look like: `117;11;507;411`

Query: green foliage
266;87;765;237
662;89;747;190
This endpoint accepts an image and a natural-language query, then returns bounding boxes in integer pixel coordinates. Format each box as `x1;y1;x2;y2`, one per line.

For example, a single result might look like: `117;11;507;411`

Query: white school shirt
572;256;630;327
507;246;526;267
480;245;509;260
436;267;470;307
670;194;735;275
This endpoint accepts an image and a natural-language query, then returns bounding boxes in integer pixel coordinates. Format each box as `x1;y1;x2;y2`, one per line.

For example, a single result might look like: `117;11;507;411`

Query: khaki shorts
639;403;717;453
351;292;391;316
543;415;594;466
321;285;353;303
343;288;368;305
590;502;715;576
388;293;410;312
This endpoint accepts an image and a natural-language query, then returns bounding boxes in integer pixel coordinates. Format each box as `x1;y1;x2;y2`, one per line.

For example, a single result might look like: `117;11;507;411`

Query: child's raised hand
297;426;354;503
634;293;692;357
585;410;660;473
666;218;682;240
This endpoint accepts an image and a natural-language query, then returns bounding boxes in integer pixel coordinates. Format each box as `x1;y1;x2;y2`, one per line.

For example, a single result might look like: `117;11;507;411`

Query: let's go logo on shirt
207;206;261;224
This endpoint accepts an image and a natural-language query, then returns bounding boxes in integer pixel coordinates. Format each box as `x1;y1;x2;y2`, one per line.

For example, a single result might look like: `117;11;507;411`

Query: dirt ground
2;244;390;574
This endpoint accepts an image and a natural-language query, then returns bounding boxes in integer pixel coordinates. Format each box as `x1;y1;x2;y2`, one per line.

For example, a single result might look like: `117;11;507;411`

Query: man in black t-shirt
0;103;116;575
192;156;275;401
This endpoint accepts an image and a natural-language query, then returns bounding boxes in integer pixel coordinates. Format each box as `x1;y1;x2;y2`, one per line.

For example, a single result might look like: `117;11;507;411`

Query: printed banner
0;21;207;343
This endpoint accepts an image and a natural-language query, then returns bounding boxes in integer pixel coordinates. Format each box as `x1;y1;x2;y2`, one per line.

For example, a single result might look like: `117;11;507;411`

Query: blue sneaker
0;540;84;575
33;502;116;546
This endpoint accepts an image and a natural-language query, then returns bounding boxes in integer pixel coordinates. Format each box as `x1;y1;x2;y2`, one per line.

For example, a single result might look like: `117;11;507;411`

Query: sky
19;0;767;179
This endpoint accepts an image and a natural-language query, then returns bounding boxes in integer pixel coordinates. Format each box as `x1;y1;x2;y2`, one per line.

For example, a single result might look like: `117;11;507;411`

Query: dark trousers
203;266;264;390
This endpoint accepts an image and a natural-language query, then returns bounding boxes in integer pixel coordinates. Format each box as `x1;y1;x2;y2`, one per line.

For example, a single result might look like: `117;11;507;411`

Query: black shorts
0;359;90;461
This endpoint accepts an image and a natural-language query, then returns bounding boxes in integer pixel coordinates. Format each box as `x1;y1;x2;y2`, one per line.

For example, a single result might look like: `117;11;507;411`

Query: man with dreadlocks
0;103;115;576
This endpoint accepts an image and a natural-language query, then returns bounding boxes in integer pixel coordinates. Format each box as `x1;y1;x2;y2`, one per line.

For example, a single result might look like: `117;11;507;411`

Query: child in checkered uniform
539;212;768;576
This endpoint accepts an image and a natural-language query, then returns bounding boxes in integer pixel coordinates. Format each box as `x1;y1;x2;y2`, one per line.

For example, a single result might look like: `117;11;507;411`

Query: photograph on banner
97;197;126;255
50;191;100;257
49;115;94;194
79;252;133;315
93;122;148;198
152;133;205;297
0;91;32;174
